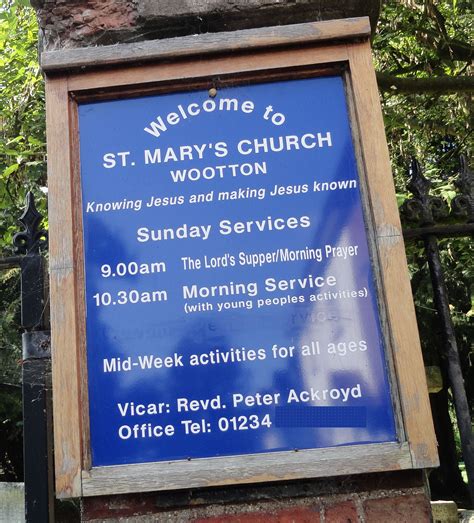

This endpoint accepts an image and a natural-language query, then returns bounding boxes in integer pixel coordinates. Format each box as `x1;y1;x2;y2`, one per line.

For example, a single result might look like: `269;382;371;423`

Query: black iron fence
0;156;472;520
401;155;473;506
0;193;53;522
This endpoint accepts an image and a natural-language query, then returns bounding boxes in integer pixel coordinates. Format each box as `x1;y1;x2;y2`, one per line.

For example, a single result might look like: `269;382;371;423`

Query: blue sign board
78;76;396;467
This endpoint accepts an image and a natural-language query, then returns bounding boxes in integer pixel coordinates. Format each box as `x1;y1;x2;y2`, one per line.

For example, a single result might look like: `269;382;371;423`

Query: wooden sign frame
44;17;438;498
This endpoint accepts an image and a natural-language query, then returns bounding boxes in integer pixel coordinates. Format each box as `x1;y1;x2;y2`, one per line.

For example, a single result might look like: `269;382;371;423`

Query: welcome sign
78;76;396;466
45;19;437;497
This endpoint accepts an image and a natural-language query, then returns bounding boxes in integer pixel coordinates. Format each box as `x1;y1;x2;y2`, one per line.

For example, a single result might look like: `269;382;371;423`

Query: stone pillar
0;483;25;523
32;1;434;521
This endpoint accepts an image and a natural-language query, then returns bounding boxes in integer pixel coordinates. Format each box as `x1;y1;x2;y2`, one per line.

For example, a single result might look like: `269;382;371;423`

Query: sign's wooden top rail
40;18;371;73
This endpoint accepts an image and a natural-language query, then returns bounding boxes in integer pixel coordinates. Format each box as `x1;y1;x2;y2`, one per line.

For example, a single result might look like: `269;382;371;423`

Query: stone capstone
31;0;380;51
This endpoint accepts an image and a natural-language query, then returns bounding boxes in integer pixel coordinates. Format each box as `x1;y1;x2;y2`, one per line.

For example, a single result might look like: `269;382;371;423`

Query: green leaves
0;1;46;256
374;0;472;196
2;164;19;177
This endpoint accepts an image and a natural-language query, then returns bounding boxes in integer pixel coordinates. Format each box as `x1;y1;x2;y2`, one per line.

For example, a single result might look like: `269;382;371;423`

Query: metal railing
0;192;53;522
402;155;473;506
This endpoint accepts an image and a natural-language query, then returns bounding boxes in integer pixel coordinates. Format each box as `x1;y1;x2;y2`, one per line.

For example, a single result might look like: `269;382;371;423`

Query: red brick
324;501;359;523
363;494;431;523
193;506;321;522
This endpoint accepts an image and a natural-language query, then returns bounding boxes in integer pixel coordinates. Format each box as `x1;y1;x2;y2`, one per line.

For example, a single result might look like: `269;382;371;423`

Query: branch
376;73;474;94
415;29;472;62
0;383;21;393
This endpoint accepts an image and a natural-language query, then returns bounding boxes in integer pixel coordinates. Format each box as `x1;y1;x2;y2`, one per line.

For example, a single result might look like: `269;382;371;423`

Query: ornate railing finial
407;158;430;204
452;154;473;223
402;158;449;226
13;191;48;255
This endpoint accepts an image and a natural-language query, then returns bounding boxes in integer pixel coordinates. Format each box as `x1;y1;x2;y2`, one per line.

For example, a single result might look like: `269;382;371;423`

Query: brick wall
81;471;432;522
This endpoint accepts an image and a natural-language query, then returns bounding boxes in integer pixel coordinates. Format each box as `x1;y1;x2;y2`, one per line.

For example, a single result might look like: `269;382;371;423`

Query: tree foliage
373;0;473;373
0;0;45;480
373;0;472;187
0;0;46;249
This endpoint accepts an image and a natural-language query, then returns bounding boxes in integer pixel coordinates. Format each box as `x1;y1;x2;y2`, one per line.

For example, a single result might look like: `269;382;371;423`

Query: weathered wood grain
41;18;370;73
347;41;438;469
343;68;406;440
68;99;92;472
66;45;349;92
46;76;83;498
82;443;412;496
